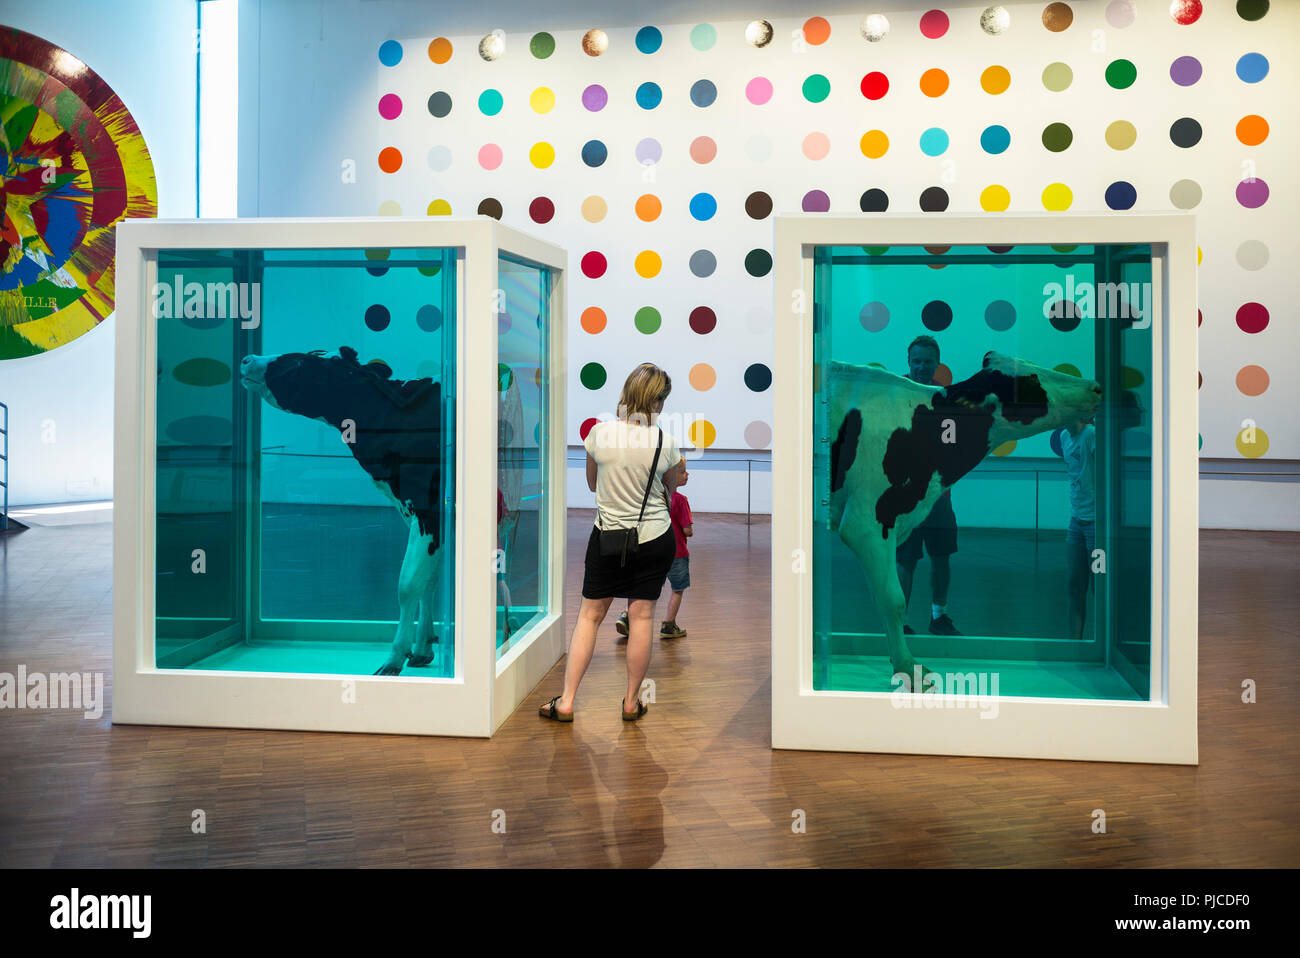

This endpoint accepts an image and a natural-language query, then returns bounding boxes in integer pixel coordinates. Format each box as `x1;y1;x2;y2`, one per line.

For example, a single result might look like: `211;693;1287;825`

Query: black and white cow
239;346;444;675
828;351;1102;685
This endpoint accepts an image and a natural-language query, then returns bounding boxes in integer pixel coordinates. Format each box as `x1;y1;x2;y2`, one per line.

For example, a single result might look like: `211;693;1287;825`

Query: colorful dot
529;142;555;168
690;136;718;163
690;306;717;334
478;144;502;171
690;79;718;107
1107;1;1136;27
581;251;607;278
365;304;390;331
377;200;401;216
426;199;451;216
378;147;402;173
745;250;772;277
379;40;402;66
1236;178;1269;209
635;194;662;222
580;307;607;334
991;441;1017;457
1170;1;1202;25
479;89;503;115
746;19;775;47
802;190;830;213
980;185;1010;212
580;417;599;440
477;198;502;220
744;364;773;392
919;10;950;38
981;125;1010;154
1236;240;1269;270
861;14;890;41
636;26;663;54
1106;181;1137;210
981;6;1012;34
427;92;452;117
981;66;1011;94
580;363;607;390
1236;53;1269;83
635;138;662;165
689;419;717;450
746;77;773;105
803;132;831;160
530;32;555;59
803;74;831;102
1236;426;1269;458
635;307;662;333
919;128;949;156
581;195;607;223
919;69;949;97
1236;365;1269;396
581;140;608;167
634;250;662;278
1042;62;1073;92
1237;115;1269;145
985;300;1016;330
636;82;663;109
1235;303;1269;333
1055;363;1082;378
859;302;890;331
1169;118;1202;148
1106;121;1137;150
378;94;402;119
745;422;772;449
690;23;717;51
689;363;716;391
1238;0;1270;21
1049;299;1082;332
582;29;608;56
860;130;890;158
689;193;718;221
860;189;889;212
690;250;717;277
582;84;608;112
1042;183;1073;211
1170;179;1202;209
1106;59;1137;89
417;304;443;331
921;300;953;331
530;87;556;114
919;187;949;212
1170;56;1202;86
803;17;831;44
1042;123;1073;152
1043;2;1074;30
861;72;889;100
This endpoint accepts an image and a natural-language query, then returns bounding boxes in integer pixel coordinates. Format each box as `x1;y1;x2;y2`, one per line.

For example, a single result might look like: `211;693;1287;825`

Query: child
616;462;692;639
1061;417;1096;641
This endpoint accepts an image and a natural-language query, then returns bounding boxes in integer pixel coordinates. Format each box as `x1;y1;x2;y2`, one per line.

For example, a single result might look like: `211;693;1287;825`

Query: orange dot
934;364;952;387
635;194;662;222
980;65;1011;94
1236;115;1269;146
688;363;717;391
920;69;949;98
580;307;607;334
428;37;452;63
378;147;402;173
1236;365;1269;396
802;16;831;45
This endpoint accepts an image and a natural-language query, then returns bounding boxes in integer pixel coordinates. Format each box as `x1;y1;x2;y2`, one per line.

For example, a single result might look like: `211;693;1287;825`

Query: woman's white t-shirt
584;420;682;543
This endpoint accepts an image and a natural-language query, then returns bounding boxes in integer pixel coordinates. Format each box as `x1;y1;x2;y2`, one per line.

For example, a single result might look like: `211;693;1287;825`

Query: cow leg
374;524;437;676
840;500;936;692
407;550;443;668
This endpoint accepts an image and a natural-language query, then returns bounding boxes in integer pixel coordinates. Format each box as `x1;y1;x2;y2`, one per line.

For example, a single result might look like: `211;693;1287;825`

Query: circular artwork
1;27;157;358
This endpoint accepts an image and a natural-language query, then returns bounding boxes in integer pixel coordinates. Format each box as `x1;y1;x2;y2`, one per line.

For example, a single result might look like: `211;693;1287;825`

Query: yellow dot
1105;121;1137;150
980;185;1010;212
634;250;662;278
981;65;1011;94
689;419;717;449
991;440;1017;457
581;195;607;223
1197;246;1203;265
1055;363;1082;378
377;200;402;216
1042;183;1073;211
1236;426;1269;458
426;199;452;216
530;87;556;114
529;142;555;169
860;130;889;158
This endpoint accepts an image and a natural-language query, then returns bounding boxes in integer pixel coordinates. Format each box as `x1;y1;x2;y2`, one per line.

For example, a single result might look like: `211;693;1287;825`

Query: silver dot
746;19;773;47
478;33;504;61
861;14;890;42
981;6;1011;35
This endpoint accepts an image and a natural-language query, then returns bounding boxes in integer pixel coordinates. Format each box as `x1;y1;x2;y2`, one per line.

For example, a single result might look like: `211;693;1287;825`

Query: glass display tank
772;215;1198;764
114;219;567;737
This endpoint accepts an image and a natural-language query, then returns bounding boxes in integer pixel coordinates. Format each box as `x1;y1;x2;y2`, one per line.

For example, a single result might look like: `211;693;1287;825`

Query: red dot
581;251;607;278
920;9;950;38
934;363;953;387
1197;308;1202;327
1235;302;1269;333
689;306;717;334
1170;0;1202;25
1198;371;1202;389
860;71;889;100
580;417;599;440
529;196;554;224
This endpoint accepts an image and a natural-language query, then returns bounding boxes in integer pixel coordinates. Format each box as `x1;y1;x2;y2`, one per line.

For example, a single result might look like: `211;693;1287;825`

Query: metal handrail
1;401;8;531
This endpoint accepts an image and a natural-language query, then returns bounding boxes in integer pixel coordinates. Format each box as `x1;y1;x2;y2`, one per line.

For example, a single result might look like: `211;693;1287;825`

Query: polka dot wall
373;1;1295;458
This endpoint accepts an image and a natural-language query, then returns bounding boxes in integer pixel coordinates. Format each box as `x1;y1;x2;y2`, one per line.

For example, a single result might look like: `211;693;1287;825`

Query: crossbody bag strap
634;427;664;528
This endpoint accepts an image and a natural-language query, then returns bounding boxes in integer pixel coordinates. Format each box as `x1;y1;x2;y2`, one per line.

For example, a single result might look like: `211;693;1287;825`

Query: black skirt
581;525;676;600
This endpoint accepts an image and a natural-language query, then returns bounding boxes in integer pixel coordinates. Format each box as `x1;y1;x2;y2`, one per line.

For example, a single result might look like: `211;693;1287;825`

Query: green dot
802;73;831;103
1237;0;1269;21
1051;245;1078;253
1042;122;1073;152
580;362;607;389
862;246;890;256
498;363;514;390
690;23;717;51
634;306;661;334
1198;434;1203;450
530;32;555;59
1106;59;1137;90
417;264;442;277
745;249;773;277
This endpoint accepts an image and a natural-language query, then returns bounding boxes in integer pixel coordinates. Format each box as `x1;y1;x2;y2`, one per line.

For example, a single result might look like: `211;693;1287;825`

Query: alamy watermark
152;273;260;327
891;668;1001;719
1043;275;1151;328
588;407;710;460
0;666;104;719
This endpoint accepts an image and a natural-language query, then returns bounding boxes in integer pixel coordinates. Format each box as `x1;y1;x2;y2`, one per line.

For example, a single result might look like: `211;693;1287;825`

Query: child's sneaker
615;611;629;637
659;621;687;639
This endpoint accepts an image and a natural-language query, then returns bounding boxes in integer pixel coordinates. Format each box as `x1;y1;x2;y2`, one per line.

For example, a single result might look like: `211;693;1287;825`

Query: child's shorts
667;555;690;592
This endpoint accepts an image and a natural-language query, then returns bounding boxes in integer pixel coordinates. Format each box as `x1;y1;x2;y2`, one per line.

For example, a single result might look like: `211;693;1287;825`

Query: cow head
942;352;1102;448
240;346;390;427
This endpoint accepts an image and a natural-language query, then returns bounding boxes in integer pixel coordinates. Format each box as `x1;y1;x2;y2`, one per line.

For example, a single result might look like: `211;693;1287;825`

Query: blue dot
417;304;443;332
919;127;949;157
690;79;717;107
1050;428;1065;458
985;300;1016;331
581;140;608;167
366;266;388;277
378;40;402;67
689;192;718;221
478;89;503;116
1105;181;1137;211
1236;52;1269;83
744;363;772;392
981;125;1010;155
365;304;391;331
636;82;663;109
636;26;663;54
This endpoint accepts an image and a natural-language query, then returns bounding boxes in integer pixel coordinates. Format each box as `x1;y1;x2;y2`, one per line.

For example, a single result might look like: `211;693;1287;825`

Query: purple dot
802;189;830;213
498;310;513;336
1236;178;1269;209
582;84;608;112
1169;56;1202;86
378;94;402;119
635;138;662;165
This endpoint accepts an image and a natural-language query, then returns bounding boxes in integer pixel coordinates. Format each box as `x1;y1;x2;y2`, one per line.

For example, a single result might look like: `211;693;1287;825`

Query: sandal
621;697;648;722
539;695;573;722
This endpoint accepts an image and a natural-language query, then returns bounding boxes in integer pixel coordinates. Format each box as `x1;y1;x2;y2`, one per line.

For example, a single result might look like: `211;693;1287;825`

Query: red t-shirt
669;492;692;558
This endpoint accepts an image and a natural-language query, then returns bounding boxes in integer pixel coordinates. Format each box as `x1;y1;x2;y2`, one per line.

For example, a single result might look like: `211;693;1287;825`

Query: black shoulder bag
598;427;663;567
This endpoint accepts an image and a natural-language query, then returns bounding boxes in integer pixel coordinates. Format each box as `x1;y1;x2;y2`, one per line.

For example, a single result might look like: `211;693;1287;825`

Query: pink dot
580;417;599;440
378;94;402;119
1235;302;1269;334
920;10;950;38
802;132;830;160
478;143;502;170
581;251;607;279
746;76;773;105
1236;178;1269;209
802;190;830;212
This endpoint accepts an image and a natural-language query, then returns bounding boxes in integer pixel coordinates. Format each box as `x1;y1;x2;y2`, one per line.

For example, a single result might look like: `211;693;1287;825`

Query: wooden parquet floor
0;511;1296;868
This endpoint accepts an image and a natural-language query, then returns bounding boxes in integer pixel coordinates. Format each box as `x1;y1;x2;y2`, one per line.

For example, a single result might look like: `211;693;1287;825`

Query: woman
540;363;682;722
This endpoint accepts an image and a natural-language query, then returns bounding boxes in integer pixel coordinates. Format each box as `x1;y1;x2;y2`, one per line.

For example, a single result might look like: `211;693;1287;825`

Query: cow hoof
407;652;434;667
373;661;405;676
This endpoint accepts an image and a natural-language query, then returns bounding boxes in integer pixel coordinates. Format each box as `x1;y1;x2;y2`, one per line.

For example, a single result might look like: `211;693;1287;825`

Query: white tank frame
113;217;568;737
771;213;1198;764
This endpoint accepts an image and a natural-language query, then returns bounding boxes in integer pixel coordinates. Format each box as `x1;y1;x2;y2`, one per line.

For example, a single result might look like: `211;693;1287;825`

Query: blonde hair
617;363;672;424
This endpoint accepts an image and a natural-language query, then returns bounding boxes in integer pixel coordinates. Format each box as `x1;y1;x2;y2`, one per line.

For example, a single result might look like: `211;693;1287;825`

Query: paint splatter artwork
0;26;157;359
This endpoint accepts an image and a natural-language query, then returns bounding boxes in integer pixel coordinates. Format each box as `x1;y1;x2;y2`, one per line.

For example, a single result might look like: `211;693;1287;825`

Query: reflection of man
895;335;962;636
